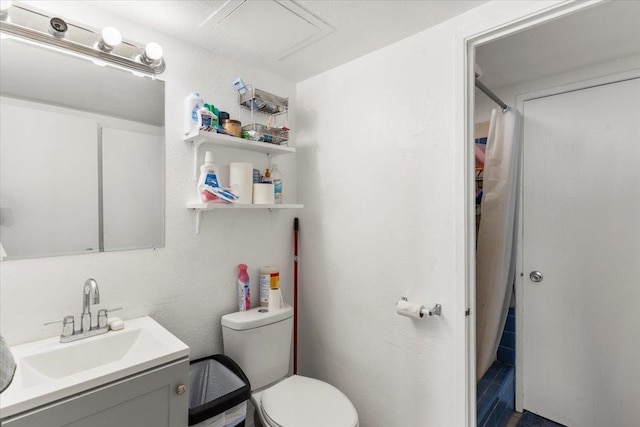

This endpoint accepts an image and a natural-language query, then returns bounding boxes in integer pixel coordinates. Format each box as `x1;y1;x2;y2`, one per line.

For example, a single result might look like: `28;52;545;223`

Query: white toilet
222;305;359;427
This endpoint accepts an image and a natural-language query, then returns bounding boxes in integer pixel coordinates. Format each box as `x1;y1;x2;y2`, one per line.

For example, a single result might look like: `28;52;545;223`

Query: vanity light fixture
0;2;166;75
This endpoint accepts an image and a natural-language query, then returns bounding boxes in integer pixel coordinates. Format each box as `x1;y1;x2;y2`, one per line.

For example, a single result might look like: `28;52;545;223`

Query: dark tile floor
515;411;566;427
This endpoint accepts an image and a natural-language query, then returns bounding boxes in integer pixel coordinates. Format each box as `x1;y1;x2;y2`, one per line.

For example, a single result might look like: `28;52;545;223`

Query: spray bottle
238;264;251;311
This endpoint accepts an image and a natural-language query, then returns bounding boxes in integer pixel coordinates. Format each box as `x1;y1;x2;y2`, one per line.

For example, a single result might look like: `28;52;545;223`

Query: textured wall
296;24;459;427
295;1;564;426
0;1;298;366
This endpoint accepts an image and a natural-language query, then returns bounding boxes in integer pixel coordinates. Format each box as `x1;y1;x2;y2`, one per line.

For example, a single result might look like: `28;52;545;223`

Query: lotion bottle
271;164;283;204
184;92;203;135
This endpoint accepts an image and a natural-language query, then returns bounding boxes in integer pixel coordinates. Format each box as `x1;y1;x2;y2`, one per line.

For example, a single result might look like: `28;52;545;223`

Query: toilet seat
259;375;358;427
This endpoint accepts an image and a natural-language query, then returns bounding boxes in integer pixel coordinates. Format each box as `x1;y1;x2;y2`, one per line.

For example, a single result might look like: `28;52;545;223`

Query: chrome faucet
45;278;118;343
82;278;100;332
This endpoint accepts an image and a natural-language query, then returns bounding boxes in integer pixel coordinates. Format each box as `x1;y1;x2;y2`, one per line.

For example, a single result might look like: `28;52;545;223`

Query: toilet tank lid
222;305;293;331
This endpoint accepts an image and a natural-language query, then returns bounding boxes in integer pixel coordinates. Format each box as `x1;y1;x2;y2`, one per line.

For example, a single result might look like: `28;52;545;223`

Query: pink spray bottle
238;264;251;311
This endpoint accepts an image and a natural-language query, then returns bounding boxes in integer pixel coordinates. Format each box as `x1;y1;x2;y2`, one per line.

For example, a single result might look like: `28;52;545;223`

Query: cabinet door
0;100;99;259
101;126;164;252
2;359;188;427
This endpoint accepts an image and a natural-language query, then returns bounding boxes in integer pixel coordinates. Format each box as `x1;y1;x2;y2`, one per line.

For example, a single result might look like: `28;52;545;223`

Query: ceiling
476;1;640;90
87;0;486;82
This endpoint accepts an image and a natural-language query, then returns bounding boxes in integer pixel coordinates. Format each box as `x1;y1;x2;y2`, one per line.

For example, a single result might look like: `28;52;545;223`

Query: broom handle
293;217;299;375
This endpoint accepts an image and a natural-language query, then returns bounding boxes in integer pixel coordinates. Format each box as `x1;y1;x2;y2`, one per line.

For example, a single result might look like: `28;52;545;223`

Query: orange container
222;119;242;137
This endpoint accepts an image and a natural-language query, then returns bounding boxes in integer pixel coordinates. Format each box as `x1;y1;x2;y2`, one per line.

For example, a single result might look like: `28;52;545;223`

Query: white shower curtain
476;108;519;380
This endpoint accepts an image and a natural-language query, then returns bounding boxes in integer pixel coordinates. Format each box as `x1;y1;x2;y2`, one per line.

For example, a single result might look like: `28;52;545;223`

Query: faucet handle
45;315;75;337
97;308;123;329
98;309;108;329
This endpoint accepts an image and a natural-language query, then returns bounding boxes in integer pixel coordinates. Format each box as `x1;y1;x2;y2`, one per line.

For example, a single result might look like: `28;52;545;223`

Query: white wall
297;27;458;427
295;1;567;426
0;0;298;373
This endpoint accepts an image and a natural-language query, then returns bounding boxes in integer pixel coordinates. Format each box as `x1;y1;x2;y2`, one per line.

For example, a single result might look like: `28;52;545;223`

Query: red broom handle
293;218;299;375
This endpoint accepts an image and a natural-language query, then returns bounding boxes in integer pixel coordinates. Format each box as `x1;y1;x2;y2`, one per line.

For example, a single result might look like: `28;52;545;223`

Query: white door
521;78;640;426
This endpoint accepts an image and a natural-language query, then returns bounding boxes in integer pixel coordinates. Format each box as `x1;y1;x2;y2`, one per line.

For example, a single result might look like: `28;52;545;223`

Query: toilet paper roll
396;300;424;319
253;183;275;204
230;162;253;205
268;288;284;310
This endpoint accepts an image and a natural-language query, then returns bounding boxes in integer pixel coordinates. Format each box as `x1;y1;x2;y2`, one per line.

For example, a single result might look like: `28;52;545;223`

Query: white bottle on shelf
197;151;221;203
271;164;283;204
184;92;204;135
197;107;213;129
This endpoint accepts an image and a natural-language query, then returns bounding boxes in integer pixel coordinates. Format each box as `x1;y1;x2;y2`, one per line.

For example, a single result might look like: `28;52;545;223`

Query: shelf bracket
195;209;201;234
192;140;204;180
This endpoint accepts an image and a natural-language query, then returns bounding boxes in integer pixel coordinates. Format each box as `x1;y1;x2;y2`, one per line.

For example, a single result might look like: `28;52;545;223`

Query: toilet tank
222;305;293;391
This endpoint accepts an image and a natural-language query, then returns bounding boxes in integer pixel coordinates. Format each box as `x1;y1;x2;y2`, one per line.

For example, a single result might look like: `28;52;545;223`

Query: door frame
459;1;606;425
513;70;640;412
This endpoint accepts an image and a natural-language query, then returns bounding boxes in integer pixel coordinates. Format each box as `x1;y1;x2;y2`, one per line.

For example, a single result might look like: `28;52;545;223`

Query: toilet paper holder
399;297;442;317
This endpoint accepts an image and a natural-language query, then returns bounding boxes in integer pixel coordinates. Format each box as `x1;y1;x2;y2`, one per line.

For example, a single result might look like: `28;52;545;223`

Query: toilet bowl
221;305;359;427
253;375;358;427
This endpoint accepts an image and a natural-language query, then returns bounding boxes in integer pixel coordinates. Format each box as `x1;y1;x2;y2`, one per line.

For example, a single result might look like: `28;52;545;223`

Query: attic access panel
201;0;334;60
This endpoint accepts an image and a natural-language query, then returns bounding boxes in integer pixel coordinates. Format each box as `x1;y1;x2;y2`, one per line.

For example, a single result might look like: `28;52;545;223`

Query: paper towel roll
253;183;274;204
268;288;284;310
230;162;253;205
396;300;424;318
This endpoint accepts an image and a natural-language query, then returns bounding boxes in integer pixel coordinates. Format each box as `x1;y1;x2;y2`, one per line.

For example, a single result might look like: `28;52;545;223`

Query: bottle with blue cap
184;92;204;135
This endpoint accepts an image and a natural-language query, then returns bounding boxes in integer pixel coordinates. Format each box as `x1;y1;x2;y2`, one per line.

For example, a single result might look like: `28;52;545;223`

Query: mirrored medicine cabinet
0;37;165;260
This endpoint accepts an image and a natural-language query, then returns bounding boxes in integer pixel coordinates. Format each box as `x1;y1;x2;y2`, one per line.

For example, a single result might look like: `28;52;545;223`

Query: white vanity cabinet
1;358;189;427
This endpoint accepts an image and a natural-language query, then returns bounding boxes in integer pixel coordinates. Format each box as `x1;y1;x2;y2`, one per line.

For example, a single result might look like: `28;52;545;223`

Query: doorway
467;3;640;426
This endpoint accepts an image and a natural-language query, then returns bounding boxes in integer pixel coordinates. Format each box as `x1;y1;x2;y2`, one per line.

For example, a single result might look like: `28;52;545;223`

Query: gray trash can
189;355;251;427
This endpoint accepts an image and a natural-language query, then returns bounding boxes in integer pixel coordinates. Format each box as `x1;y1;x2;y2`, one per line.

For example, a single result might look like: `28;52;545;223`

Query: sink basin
20;328;161;386
0;316;189;418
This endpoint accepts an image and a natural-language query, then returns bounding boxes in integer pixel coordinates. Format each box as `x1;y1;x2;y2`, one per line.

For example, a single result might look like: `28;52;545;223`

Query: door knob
529;271;543;282
176;384;186;395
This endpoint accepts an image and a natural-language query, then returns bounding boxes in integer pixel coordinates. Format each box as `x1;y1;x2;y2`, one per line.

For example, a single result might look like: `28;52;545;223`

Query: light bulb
144;42;163;61
96;26;121;52
101;27;121;48
0;0;12;20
